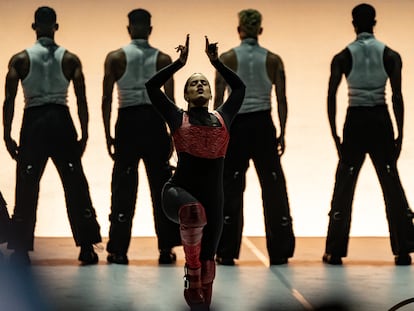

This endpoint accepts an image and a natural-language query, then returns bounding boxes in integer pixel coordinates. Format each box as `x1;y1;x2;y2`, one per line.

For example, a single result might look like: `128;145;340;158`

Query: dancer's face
184;73;212;107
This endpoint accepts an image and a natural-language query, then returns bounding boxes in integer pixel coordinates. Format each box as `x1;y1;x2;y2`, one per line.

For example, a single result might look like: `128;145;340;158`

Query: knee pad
178;203;207;228
179;203;206;247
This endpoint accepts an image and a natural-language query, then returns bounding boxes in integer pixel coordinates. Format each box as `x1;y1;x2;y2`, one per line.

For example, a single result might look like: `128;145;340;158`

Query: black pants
8;105;101;251
325;106;414;256
217;111;295;260
106;106;181;254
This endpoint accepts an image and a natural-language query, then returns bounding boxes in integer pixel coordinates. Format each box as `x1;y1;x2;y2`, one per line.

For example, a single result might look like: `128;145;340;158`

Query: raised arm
206;37;245;128
156;52;175;102
145;35;189;131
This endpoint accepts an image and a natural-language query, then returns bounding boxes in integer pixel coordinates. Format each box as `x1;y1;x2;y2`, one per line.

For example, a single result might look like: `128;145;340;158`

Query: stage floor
0;236;413;311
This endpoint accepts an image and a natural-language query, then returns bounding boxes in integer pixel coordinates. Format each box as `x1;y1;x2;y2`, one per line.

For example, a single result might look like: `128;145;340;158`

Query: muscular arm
267;52;288;154
63;51;89;155
102;49;125;158
156;52;174;101
145;59;183;132
3;51;28;159
327;49;349;157
384;46;404;158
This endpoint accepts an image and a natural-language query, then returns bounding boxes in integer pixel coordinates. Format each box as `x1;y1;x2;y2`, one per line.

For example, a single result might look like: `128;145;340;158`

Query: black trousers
325;106;414;256
8;105;101;251
217;111;295;260
106;106;181;254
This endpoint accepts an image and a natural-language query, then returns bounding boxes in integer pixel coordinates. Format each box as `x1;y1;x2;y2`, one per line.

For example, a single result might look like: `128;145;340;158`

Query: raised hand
205;36;218;62
176;34;189;65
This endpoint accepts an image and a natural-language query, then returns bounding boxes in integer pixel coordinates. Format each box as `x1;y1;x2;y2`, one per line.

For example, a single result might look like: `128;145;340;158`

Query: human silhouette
214;9;295;266
323;3;414;266
102;8;181;265
3;6;101;265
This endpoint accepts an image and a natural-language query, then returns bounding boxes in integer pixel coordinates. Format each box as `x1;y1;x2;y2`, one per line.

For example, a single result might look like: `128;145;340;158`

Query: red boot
201;260;216;309
183;265;204;307
179;203;207;308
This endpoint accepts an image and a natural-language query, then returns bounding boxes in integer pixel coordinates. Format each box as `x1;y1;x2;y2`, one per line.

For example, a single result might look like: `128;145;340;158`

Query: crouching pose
146;35;245;309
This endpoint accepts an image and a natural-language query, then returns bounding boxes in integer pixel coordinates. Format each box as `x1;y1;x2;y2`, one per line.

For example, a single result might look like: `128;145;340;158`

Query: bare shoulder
267;51;284;66
105;48;125;64
63;49;82;67
219;49;237;70
8;50;29;78
8;50;28;68
384;46;401;63
332;48;349;64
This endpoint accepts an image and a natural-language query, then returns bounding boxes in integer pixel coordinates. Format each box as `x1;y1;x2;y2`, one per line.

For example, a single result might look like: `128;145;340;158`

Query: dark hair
128;9;151;26
34;6;57;25
352;3;376;28
238;9;262;37
183;73;211;99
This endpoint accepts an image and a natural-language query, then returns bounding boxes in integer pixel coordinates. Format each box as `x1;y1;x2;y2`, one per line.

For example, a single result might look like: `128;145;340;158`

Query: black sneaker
270;257;288;265
158;249;177;264
395;253;412;266
107;253;129;265
215;256;235;266
322;253;343;265
79;245;99;265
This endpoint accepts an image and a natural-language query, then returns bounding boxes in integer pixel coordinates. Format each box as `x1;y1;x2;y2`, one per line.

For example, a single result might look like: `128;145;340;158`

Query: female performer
146;35;245;310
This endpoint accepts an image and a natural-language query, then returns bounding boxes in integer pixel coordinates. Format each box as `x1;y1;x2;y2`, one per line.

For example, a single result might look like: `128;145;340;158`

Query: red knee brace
179;203;207;269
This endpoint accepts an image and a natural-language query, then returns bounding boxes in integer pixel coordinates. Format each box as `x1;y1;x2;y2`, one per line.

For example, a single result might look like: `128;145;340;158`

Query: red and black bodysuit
146;58;244;308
